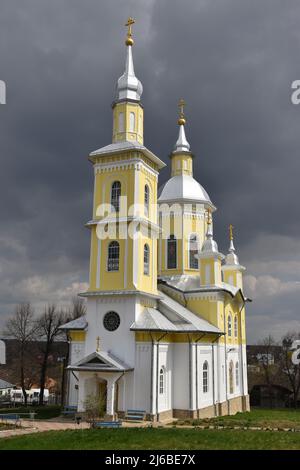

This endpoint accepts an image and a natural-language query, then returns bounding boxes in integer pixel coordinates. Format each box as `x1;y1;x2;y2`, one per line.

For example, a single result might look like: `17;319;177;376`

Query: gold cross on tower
125;17;135;45
96;336;100;352
178;98;186;125
229;224;234;241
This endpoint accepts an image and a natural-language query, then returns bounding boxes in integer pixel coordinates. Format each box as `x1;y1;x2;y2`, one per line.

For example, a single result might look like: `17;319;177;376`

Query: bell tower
86;18;165;298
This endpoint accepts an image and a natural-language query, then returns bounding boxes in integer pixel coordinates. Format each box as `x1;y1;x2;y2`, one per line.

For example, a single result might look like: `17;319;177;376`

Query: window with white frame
159;367;165;394
189;234;199;269
111;181;121;212
144;184;150;216
234;315;238;338
229;360;234;394
107;241;120;271
167;235;177;269
235;362;239;388
228;314;232;337
129;112;135;132
203;361;209;393
144;244;150;275
118;112;124;132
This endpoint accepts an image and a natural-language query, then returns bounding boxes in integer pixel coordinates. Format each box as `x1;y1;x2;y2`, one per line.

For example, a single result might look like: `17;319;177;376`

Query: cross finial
125;17;135;45
229;224;234;241
96;336;100;352
178;98;186;125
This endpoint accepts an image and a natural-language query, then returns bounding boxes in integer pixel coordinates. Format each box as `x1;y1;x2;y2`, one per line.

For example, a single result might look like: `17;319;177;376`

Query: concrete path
0;418;156;439
0;419;90;439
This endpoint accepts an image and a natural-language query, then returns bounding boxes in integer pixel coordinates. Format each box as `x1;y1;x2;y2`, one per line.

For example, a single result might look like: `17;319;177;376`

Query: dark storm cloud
0;0;299;341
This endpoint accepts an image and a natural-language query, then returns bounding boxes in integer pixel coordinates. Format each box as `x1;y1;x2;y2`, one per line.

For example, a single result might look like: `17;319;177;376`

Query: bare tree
257;335;278;408
280;332;300;408
36;304;65;405
65;297;87;322
5;303;37;406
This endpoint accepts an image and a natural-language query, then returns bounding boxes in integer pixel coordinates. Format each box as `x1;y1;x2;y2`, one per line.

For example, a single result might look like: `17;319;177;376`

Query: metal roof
59;316;88;331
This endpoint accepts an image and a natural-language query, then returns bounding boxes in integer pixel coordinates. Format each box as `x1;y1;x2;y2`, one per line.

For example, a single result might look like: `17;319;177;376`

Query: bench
62;406;77;416
124;409;146;422
0;414;21;426
94;420;121;429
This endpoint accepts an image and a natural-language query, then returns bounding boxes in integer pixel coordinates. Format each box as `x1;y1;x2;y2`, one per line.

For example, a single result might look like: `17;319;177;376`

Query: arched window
203;361;209;393
144;184;150;216
229;360;234;394
228;314;232;337
167;235;177;269
235;362;239;388
129;112;135;132
111;181;121;212
189;234;199;269
144;244;150;275
118;112;124;132
159;367;165;394
234;316;238;338
107;241;120;271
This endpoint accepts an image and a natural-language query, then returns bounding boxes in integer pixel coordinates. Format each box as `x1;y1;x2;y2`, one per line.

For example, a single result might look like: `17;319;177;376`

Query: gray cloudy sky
0;0;299;342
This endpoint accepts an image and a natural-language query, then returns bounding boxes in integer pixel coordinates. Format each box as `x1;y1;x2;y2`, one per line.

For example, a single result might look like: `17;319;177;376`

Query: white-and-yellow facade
61;20;250;420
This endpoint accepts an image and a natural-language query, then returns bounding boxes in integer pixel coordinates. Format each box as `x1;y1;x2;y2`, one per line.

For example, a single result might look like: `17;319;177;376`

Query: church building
61;19;250;421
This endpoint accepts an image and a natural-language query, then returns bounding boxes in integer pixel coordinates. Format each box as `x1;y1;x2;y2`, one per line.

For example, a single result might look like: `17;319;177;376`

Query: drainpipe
195;334;206;414
114;371;125;419
212;335;220;417
150;332;154;416
188;334;192;414
224;302;229;414
238;299;246;404
156;332;167;421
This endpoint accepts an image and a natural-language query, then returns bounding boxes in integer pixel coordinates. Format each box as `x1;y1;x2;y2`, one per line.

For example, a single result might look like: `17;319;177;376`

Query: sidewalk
0;419;90;438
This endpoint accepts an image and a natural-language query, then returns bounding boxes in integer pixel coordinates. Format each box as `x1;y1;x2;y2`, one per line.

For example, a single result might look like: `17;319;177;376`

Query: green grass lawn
175;408;300;429
1;427;300;450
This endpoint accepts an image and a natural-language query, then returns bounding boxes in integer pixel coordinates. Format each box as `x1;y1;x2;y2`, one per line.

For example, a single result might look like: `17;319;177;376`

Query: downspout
238;299;246;403
195;334;206;414
150;332;154;417
115;371;125;419
156;332;167;421
224;302;229;414
212;335;220;416
188;334;192;414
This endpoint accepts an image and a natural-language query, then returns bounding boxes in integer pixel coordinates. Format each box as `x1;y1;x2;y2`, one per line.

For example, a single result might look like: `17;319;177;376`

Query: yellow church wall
171;153;193;177
112;101;144;145
69;331;86;342
186;297;220;329
159;208;207;277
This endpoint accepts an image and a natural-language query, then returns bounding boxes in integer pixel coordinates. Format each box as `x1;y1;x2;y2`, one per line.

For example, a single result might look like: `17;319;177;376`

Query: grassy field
175;408;300;429
1;427;300;450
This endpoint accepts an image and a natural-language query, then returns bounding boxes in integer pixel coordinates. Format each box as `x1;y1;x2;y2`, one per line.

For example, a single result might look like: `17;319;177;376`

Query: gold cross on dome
229;224;234;241
96;336;100;352
125;17;135;36
178;98;186;118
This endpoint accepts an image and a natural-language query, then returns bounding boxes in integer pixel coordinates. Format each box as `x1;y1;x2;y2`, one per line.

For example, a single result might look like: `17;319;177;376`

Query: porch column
106;380;116;419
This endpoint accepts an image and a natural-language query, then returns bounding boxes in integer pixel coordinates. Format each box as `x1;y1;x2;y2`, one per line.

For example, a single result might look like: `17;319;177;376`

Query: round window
103;311;120;332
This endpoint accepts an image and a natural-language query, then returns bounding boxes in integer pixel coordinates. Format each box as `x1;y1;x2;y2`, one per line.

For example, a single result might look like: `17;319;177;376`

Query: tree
5;303;37;406
84;394;106;427
36;304;65;405
280;332;300;408
65;297;87;322
256;335;278;408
